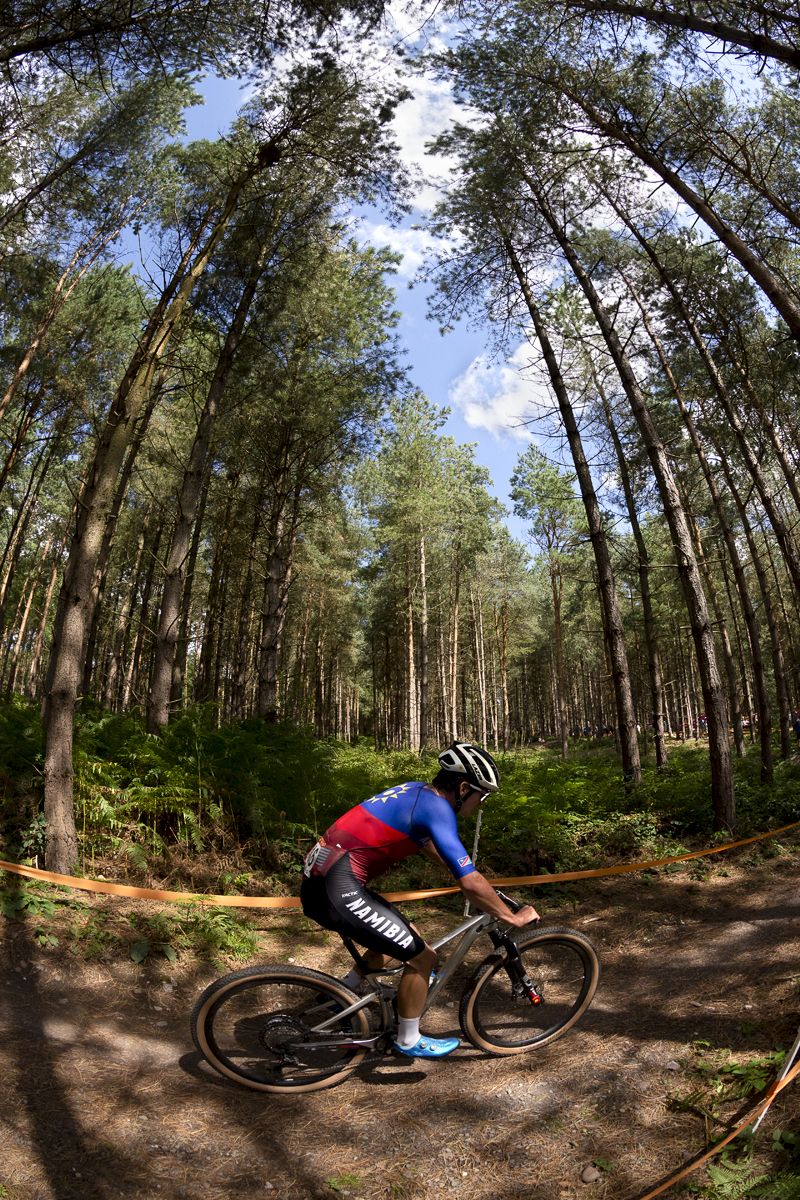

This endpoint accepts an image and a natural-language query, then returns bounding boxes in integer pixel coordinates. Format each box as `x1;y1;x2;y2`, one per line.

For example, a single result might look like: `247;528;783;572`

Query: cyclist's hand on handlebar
494;890;539;927
503;903;539;928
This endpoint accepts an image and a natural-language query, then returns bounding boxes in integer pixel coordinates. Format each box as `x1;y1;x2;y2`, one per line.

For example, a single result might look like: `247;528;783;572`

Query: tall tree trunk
569;93;800;341
686;501;746;757
232;505;264;723
527;176;734;828
704;411;792;762
449;542;461;742
258;477;302;723
40;140;282;871
419;532;429;750
709;308;800;522
101;506;152;710
597;384;667;768
0;219;134;435
170;457;212;712
149;241;270;733
0;424;63;637
609;196;800;601
82;381;162;698
623;273;771;779
4;534;52;699
551;565;569;759
26;505;75;701
405;554;419;750
504;231;641;783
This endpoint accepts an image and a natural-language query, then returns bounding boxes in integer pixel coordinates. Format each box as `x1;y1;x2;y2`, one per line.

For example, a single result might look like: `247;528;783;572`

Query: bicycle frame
310;909;525;1044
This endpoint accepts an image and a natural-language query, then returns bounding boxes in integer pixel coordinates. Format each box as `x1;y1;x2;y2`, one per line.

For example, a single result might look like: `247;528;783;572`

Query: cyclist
300;742;538;1060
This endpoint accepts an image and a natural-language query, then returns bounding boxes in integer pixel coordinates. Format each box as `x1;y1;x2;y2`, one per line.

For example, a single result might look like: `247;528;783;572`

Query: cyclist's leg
304;861;457;1057
355;920;434;1009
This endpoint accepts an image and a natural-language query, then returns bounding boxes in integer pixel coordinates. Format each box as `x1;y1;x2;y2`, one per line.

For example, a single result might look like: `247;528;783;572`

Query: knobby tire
459;927;600;1055
191;964;372;1093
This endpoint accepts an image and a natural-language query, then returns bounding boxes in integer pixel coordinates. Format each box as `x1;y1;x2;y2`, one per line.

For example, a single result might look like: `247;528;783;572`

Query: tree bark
149;240;270;733
257;474;302;722
624;273;772;779
700;399;791;764
527;174;734;827
608;196;800;601
504;230;641;783
565;88;800;341
41;140;282;872
419;532;429;750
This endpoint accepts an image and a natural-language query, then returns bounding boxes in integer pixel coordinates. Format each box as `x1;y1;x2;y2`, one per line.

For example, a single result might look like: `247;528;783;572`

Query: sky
173;32;546;545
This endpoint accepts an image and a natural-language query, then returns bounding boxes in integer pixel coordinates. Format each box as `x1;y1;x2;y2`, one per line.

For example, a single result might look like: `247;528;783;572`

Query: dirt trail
2;847;800;1200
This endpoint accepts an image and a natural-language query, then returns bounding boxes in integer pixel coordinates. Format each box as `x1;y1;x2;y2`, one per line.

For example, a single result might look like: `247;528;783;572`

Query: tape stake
634;1059;800;1200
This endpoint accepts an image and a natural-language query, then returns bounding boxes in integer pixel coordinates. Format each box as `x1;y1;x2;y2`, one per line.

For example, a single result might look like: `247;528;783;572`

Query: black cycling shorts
300;855;425;963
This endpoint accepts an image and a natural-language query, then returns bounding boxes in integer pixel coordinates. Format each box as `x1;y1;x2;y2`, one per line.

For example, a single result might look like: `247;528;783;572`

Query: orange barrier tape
1;819;799;908
635;1060;800;1200
0;861;303;906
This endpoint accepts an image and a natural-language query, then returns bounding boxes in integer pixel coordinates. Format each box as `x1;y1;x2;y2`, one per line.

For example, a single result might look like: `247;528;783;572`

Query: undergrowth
1;696;798;890
0;878;258;965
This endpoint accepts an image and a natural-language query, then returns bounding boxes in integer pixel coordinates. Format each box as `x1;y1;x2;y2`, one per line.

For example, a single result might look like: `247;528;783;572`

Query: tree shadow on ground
2;857;800;1199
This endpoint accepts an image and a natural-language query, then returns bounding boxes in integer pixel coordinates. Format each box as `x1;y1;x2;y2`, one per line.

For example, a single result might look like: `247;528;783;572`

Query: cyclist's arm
459;870;539;928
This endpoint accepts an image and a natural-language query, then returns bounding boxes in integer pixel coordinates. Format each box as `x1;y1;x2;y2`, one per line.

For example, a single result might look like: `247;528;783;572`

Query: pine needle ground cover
2;832;800;1200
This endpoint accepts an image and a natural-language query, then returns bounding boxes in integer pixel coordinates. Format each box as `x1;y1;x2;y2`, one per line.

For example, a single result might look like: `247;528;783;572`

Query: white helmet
437;742;500;793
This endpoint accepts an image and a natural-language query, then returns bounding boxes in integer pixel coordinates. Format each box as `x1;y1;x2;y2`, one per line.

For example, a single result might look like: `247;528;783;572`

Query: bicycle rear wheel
191;964;372;1093
459;927;599;1055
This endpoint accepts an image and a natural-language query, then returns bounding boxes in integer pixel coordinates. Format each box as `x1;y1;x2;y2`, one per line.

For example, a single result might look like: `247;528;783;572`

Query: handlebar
495;890;540;924
496;889;529;916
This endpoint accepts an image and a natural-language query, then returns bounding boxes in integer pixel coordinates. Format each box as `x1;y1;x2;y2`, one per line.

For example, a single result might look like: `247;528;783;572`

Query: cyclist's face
458;784;488;817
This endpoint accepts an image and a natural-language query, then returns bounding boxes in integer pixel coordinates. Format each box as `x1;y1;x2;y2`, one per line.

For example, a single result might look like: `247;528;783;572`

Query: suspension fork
489;930;543;1006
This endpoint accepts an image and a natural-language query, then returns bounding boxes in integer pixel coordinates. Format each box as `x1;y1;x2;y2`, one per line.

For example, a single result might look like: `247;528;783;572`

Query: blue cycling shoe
394;1035;460;1059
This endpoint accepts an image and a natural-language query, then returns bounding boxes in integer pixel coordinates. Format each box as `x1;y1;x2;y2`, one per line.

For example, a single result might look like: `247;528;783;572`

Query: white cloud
390;76;462;210
449;345;553;441
356;220;439;277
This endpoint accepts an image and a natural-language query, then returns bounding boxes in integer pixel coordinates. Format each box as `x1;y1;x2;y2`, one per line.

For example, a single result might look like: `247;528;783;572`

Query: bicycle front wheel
459;927;600;1055
191;964;372;1093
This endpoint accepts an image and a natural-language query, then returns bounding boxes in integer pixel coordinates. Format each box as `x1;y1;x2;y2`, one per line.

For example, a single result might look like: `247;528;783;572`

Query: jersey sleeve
411;786;476;879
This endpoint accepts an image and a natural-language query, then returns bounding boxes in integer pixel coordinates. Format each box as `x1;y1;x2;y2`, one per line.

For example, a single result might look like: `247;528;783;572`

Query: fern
752;1173;800;1199
124;843;148;870
706;1161;770;1199
700;1164;800;1200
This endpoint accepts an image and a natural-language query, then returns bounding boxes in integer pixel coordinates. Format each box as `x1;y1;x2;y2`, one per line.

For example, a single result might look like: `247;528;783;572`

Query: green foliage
772;1132;800;1163
688;1159;800;1200
74;704;336;840
127;905;259;964
130;939;178;964
2;696;797;891
0;888;57;920
326;1175;362;1192
702;1160;772;1199
695;1050;785;1103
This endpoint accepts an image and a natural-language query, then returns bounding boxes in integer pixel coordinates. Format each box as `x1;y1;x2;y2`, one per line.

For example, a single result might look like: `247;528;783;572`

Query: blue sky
173;63;544;543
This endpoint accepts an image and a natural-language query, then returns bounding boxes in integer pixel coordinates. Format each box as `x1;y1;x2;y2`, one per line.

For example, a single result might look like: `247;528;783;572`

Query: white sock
341;968;364;991
396;1017;421;1049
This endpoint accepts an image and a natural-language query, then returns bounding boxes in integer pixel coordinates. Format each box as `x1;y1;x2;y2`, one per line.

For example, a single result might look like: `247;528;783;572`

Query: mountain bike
191;892;600;1094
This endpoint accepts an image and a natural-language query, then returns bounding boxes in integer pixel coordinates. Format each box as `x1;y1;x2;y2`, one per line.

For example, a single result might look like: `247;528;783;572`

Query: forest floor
1;836;800;1200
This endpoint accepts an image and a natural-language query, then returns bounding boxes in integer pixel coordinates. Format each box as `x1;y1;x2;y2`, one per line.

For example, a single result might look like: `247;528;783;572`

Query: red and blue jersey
307;782;475;884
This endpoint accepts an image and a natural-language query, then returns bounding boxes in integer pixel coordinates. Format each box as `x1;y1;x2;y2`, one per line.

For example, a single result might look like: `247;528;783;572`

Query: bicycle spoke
192;967;372;1093
460;930;599;1054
